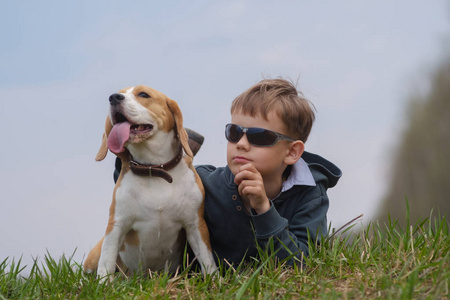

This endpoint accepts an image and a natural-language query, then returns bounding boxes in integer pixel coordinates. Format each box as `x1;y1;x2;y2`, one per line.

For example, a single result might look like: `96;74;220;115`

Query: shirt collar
281;158;316;193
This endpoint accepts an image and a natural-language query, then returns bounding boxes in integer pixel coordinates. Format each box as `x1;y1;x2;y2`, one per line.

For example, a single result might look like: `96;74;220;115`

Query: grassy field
1;211;448;299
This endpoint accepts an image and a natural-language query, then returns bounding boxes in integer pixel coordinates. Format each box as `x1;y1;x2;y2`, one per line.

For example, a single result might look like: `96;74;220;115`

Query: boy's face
227;111;294;180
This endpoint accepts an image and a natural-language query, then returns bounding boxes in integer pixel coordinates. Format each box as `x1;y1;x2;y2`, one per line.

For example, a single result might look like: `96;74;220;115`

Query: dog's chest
113;165;201;271
114;165;201;223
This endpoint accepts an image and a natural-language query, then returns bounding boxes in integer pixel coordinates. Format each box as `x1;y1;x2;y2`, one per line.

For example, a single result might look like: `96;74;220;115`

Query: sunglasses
225;123;296;147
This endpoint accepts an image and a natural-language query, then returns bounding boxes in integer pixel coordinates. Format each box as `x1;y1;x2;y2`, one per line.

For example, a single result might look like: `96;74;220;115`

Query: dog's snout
109;93;125;106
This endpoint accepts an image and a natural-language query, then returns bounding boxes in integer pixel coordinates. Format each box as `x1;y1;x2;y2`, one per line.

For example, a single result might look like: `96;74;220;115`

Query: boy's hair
231;78;315;142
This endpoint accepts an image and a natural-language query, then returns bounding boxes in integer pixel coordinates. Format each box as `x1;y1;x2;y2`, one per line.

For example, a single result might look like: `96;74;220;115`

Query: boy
196;78;342;265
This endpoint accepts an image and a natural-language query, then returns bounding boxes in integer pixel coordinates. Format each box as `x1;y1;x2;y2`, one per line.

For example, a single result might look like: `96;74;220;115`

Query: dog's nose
109;93;125;106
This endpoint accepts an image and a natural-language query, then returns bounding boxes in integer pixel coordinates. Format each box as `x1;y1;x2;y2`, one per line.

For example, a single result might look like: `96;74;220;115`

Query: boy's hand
234;163;271;214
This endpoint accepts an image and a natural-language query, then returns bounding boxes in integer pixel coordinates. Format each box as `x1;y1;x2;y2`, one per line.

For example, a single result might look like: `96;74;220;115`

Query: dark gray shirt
196;151;342;266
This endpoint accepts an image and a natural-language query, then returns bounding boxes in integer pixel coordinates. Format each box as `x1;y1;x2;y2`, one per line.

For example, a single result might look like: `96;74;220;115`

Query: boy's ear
284;140;305;165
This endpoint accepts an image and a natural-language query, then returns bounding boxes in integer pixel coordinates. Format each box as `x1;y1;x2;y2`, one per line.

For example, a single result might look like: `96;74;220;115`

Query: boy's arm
234;162;328;264
251;189;329;264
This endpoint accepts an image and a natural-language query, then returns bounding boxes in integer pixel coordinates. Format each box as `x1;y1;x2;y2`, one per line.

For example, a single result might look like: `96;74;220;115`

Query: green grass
1;212;448;299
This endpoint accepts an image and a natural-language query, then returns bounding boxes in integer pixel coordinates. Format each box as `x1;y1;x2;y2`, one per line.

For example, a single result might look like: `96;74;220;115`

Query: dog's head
96;85;193;161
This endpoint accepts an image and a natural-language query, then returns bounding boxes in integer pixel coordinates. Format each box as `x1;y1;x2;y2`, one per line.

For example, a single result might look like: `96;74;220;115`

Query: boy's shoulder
301;151;342;188
195;164;218;173
195;164;221;176
195;164;235;186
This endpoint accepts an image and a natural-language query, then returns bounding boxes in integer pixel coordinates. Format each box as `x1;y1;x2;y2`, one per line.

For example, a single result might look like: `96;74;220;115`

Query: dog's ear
95;116;112;161
166;98;194;158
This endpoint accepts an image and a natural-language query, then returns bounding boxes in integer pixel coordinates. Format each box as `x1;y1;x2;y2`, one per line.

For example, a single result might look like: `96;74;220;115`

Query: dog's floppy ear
166;98;193;158
95;116;112;161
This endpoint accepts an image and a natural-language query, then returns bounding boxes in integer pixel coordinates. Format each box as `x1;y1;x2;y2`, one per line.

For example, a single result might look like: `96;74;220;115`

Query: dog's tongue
107;122;131;153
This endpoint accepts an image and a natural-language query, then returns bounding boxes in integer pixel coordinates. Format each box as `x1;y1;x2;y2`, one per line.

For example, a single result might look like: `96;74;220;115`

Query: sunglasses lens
225;124;243;142
225;124;284;146
247;128;277;146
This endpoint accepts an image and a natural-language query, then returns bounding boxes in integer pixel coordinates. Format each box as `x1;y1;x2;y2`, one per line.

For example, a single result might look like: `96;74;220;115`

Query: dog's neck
127;130;179;165
128;144;183;183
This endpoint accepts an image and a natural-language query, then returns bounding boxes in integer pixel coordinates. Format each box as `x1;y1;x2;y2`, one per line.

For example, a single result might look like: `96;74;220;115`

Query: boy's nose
236;133;251;150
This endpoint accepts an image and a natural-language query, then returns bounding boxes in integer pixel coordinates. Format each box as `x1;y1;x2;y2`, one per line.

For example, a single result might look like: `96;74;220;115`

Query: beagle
84;85;217;279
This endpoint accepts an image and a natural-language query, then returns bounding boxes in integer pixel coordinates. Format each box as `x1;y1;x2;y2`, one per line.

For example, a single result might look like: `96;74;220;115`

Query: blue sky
1;0;448;269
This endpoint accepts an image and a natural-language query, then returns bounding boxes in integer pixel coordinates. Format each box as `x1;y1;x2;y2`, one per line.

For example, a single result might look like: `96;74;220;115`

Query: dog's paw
97;267;112;282
202;263;218;277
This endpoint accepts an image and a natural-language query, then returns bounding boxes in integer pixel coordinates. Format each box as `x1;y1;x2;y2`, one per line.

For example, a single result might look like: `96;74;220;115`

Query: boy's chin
227;163;240;176
229;167;239;176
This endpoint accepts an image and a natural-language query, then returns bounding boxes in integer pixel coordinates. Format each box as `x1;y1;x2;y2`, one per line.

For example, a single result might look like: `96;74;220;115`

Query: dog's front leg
185;220;217;275
97;226;125;281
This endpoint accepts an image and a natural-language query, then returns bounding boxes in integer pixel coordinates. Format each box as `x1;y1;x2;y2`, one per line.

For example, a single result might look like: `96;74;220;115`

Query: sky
1;0;448;271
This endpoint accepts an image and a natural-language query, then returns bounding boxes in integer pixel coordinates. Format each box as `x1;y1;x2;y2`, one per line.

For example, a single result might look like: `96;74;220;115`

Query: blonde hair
231;78;315;142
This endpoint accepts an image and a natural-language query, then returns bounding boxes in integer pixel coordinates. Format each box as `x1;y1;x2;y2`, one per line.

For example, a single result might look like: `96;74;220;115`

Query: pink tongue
107;122;131;153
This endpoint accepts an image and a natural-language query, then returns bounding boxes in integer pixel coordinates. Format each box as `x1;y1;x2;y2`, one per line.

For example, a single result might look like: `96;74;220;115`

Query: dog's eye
138;92;151;98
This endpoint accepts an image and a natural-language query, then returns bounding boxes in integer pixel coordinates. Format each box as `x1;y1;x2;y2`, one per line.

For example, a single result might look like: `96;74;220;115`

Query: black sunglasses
225;123;296;147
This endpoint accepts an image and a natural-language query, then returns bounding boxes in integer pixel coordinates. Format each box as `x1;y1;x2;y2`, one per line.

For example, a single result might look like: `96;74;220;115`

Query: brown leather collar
128;145;183;183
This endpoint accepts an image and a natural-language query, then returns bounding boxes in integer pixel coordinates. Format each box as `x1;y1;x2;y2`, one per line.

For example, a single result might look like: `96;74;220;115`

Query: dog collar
129;145;183;183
